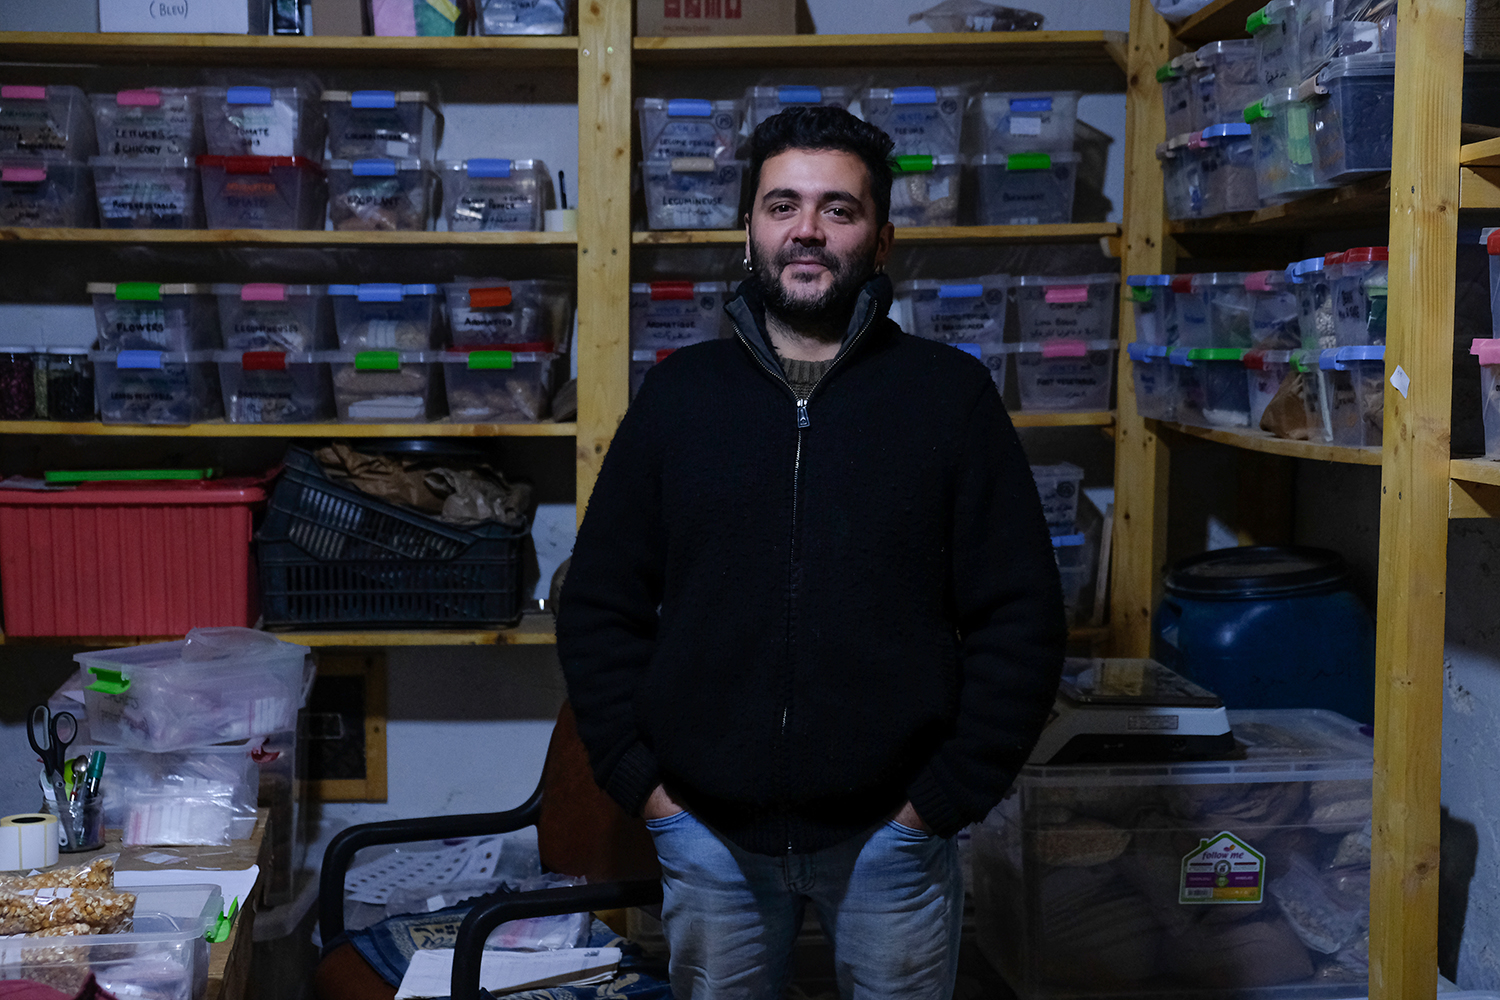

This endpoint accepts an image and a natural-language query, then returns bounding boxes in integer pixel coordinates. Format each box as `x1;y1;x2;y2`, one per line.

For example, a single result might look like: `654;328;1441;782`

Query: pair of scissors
28;704;77;782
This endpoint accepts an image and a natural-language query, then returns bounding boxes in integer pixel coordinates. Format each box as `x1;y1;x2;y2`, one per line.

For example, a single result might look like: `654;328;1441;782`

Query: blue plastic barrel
1152;546;1375;723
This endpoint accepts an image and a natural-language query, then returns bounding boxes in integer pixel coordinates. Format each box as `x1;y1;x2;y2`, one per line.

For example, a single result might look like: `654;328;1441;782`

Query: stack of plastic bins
91;348;221;424
629;281;728;398
859;86;967;157
1012;339;1116;412
1189;272;1253;347
1288;254;1336;350
900;277;1010;392
90;281;220;351
89;88;204;229
441;348;559;422
1171;273;1211;346
1127;274;1179;347
215;283;334;351
1128;342;1176;420
329;350;440;422
1295;0;1332;80
0;84;95;159
1471;337;1500;459
637;98;743;231
329;283;444;350
216;350;335;423
1193;124;1259;216
0;160;94;226
1245;269;1302;348
200;85;325;157
888;154;961;227
1244;347;1294;428
744;85;851;131
1247;0;1301;91
1157;134;1195;220
440;158;547;231
1014;274;1119;343
197;156;327;229
1157;53;1201;137
1309;53;1396;185
1191;40;1263;129
1245;88;1324;204
321;90;437;160
1052;530;1094;624
1030;462;1085;533
1331;245;1388;345
1295;347;1335;441
90;88;202;158
973;152;1078;225
1170;347;1251;427
326;157;433;231
1320;345;1385;446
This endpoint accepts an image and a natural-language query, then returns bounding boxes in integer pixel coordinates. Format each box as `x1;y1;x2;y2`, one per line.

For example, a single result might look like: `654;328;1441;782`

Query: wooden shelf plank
0;420;576;438
1451;457;1500;486
1011;410;1115;427
1450;459;1500;518
0;228;577;247
1173;0;1259;45
1460;167;1500;209
1153;420;1383;464
0;31;577;69
634;223;1121;246
1168;174;1391;236
1460;136;1500;167
0;616;557;647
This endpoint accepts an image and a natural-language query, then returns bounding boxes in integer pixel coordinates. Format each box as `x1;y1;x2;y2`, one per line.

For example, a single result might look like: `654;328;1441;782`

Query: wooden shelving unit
1152;421;1383;465
0;228;577;247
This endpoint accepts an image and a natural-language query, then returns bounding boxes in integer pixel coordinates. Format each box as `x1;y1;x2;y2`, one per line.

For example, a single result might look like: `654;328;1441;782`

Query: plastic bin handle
116;89;161;107
1044;285;1089;304
953;344;981;359
241;283;286;302
86;667;130;695
1486;230;1500;256
468;350;516;370
1472;340;1500;366
892;155;934;174
669;156;716;173
352;159;397;177
355;351;401;371
1129;286;1155;303
1041;340;1089;358
649;282;695;301
1006;152;1052;170
356;284;404;303
778;86;822;104
666;98;714;117
466;287;512;309
937;284;984;299
227;86;273;106
219;156;274;175
466;158;512;178
1245;270;1275;292
891;86;938;105
1010;97;1053;113
0;85;46;100
115;282;161;302
655;348;676;363
351;90;397;109
244;351;288;371
117;350;164;370
2;165;45;183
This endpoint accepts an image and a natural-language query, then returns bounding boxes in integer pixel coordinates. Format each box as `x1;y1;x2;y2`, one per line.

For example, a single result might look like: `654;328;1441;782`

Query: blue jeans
644;809;963;1000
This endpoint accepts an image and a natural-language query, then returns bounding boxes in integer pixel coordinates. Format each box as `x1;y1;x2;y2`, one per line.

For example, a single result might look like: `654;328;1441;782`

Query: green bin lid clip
467;350;515;371
1187;348;1247;361
1006;153;1052;170
44;469;216;483
1246;8;1270;34
1243;100;1270;124
892;155;934;174
355;351;401;371
1156;63;1178;82
115;282;162;302
1130;286;1156;303
86;667;130;695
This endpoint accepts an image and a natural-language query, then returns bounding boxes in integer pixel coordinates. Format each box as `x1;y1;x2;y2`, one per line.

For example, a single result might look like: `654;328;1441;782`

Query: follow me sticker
1179;831;1265;904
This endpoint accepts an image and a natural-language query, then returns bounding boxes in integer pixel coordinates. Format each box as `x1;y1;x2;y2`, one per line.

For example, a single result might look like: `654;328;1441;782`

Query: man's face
746;148;894;331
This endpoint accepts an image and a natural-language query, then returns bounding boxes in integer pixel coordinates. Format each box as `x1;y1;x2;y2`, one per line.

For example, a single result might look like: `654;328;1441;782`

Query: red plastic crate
0;483;264;637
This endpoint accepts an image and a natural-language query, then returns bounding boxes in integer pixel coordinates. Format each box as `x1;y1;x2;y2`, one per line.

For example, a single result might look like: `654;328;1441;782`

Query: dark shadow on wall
1441;806;1480;983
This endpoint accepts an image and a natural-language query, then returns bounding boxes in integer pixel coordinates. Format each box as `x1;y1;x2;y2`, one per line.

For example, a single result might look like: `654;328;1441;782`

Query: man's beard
750;237;878;343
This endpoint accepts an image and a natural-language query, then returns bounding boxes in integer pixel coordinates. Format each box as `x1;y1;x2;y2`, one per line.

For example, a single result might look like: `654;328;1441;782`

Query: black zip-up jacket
557;274;1066;856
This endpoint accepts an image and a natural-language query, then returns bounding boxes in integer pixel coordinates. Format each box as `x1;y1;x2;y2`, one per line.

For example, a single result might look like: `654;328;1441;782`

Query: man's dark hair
746;106;896;228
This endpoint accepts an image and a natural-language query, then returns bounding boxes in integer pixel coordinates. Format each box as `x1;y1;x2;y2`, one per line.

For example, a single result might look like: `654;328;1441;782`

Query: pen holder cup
42;790;105;853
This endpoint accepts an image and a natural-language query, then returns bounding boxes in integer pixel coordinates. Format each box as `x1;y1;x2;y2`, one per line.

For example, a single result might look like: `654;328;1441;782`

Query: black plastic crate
256;447;526;627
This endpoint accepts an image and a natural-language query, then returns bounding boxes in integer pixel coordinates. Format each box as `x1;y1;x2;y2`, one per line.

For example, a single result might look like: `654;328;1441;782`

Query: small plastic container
1488;230;1500;340
1014;274;1119;342
322;90;437;160
0;350;36;419
975;91;1081;154
329;349;441;421
1171;346;1251;427
744;86;852;132
1328;0;1395;59
441;348;559;422
902;278;1010;352
974;152;1078;225
1321;344;1385;446
1288;255;1336;349
1158;53;1201;137
641;158;746;230
1156;135;1194;220
1052;531;1094;624
78;632;309;751
629;281;728;349
198;155;326;230
1296;0;1332;79
440;158;547;232
888;154;961;227
91;349;221;425
0;84;95;159
1030;462;1086;533
1247;0;1301;92
479;0;569;34
215;350;336;423
1296;347;1336;441
1245;269;1302;348
200;86;326;158
330;283;445;350
1127;274;1178;347
90;282;220;352
90;88;202;158
1189;272;1253;348
1193;123;1259;216
1191;40;1262;128
1331;245;1388;346
90;155;201;228
1245;87;1323;202
1012;339;1116;412
1471;338;1500;459
327;157;433;231
0;159;94;226
45;347;95;421
1128;342;1176;421
79;740;260;844
443;279;573;350
1244;347;1294;428
636;97;741;161
1310;52;1396;184
861;86;967;157
214;283;334;352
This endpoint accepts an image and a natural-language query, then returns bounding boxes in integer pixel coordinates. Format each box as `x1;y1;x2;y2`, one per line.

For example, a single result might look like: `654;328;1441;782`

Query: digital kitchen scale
1027;657;1236;765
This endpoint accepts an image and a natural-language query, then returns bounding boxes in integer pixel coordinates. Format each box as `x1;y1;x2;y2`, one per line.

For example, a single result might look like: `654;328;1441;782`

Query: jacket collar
725;273;895;381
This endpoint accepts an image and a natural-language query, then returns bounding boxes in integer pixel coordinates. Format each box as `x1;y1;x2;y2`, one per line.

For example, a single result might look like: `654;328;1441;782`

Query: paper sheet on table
344;837;505;904
116;865;260;912
395;947;621;999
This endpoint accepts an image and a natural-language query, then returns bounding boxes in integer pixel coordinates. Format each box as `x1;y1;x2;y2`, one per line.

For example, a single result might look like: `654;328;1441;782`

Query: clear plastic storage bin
974;152;1078;225
1170;347;1251;427
745;86;851;131
629;281;728;349
1015;274;1118;342
1310;53;1396;184
214;283;333;351
90;88;202;158
91;349;221;425
1189;272;1254;348
0;160;93;226
198;155;326;230
1247;0;1301;92
80;739;260;844
1330;245;1388;346
1320;345;1385;446
1289;255;1337;349
972;708;1375;1000
1327;0;1396;61
1013;340;1116;412
479;0;569;34
1245;87;1323;202
1191;40;1262;128
641;158;746;230
636;97;741;161
77;631;309;751
90;155;201;228
902;278;1010;352
889;154;960;227
0;351;36;420
1194;123;1260;216
327;157;433;231
322;90;437;160
1052;531;1095;625
1297;347;1336;442
200;86;325;158
1128;342;1176;420
441;349;559;422
860;86;968;157
215;350;336;423
330;283;444;350
1127;274;1178;347
1296;0;1332;78
443;279;572;350
975;91;1081;154
1157;135;1194;221
329;350;441;421
631;347;673;400
1030;462;1086;533
1246;269;1302;348
1471;338;1500;459
90;282;219;352
44;347;95;421
1158;53;1201;137
0;84;95;159
440;158;546;231
1245;347;1294;428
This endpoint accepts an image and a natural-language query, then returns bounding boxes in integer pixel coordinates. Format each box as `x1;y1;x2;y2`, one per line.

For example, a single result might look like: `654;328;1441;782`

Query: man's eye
770;203;794;214
828;206;850;218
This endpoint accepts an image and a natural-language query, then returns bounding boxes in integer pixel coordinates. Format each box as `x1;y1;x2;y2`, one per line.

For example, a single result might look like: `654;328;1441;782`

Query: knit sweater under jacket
556;274;1067;856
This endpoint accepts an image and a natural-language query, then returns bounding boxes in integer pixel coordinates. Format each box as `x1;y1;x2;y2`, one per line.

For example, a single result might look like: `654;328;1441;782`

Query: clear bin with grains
0;84;95;159
214;283;334;352
441;349;560;422
974;152;1077;225
888;154;960;228
641;158;746;230
329;349;442;422
90;88;202;158
444;279;573;350
629;281;728;350
859;86;967;157
330;283;445;350
216;350;336;424
90;155;201;228
200;86;326;158
0;160;93;227
90;282;219;352
636;98;741;161
326;157;433;231
90;349;222;426
322;90;437;160
440;158;547;232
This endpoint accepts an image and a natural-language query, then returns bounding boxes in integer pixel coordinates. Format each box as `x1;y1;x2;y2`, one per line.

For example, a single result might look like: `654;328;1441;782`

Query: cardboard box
310;0;367;34
636;0;794;36
100;0;268;33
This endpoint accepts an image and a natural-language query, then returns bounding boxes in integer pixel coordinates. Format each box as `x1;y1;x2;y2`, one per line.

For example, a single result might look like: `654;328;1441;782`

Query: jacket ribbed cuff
905;766;970;839
605;741;662;817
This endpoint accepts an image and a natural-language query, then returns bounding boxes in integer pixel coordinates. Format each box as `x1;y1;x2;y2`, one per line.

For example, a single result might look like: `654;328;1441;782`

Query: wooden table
66;807;269;1000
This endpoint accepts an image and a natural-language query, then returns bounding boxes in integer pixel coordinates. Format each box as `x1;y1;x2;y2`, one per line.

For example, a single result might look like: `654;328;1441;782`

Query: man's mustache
775;247;841;273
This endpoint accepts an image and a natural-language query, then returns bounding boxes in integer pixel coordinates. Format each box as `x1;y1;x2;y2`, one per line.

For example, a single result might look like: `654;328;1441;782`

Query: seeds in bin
97;177;194;229
0;886;137;935
0;855;115;890
331;178;425;231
